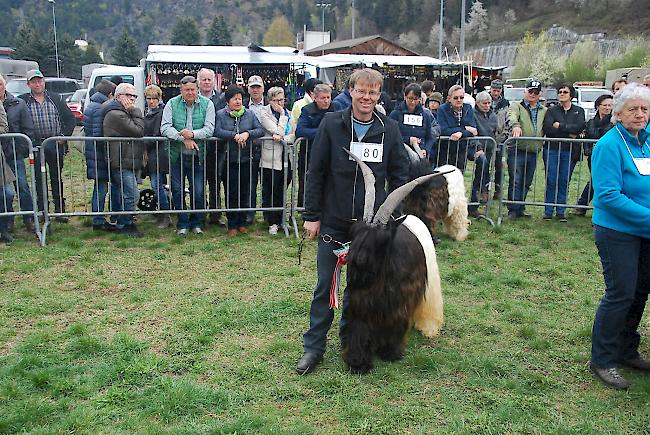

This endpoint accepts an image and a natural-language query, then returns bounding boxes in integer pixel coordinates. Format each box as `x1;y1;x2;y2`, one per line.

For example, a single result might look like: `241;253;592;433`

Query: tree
293;0;311;30
513;32;562;84
428;23;443;54
263;16;295;47
397;31;421;51
58;34;83;79
466;0;488;42
12;22;56;75
563;40;600;82
112;31;141;67
206;16;231;46
170;17;203;46
83;40;104;65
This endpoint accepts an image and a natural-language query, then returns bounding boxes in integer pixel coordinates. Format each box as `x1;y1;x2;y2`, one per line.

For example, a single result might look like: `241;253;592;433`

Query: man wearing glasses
296;68;409;375
506;80;548;220
161;75;216;236
20;69;75;221
103;83;145;236
437;84;478;172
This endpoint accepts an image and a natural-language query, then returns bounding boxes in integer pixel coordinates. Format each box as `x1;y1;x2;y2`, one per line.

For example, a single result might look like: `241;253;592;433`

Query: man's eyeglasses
124;93;138;99
406;96;421;102
353;88;380;98
272;98;286;103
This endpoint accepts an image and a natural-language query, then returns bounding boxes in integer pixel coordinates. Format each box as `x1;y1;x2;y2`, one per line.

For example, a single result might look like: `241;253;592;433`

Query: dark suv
5;77;80;100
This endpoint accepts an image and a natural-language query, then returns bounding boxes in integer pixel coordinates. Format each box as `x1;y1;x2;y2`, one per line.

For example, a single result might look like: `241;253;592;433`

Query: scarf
228;106;245;118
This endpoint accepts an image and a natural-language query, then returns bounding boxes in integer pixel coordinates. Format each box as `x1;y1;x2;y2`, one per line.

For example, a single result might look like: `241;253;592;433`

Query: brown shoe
589;362;629;390
238;226;248;234
227;228;238;237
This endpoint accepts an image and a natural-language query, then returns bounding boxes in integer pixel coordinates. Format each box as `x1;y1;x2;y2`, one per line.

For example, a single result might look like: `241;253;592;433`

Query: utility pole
316;2;331;55
351;0;356;39
438;0;444;59
48;0;60;77
460;0;466;61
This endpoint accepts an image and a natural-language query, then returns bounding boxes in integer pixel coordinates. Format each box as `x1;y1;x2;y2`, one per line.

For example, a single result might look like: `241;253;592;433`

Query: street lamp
316;2;331;55
48;0;60;77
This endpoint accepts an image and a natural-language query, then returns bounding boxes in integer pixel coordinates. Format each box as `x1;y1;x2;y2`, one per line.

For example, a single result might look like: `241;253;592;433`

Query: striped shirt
25;93;61;140
523;100;542;128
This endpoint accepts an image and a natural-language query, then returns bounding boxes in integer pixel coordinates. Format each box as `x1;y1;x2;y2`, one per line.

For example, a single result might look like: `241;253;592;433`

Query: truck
0;59;39;80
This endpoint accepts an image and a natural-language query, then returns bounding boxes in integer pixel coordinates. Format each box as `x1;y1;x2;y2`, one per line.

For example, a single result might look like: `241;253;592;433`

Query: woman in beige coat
260;87;295;235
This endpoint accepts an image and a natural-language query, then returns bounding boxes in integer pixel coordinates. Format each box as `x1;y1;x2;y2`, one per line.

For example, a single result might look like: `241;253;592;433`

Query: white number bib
632;157;650;175
403;114;423;127
349;142;383;163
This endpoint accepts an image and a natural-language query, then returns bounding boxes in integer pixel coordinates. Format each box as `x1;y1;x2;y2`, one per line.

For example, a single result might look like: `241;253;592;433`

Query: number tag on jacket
349;142;383;163
403;114;423;127
632;157;650;175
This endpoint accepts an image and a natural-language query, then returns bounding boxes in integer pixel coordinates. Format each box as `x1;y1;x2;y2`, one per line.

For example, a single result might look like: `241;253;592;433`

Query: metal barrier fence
0;132;597;246
498;136;598;225
0;133;44;243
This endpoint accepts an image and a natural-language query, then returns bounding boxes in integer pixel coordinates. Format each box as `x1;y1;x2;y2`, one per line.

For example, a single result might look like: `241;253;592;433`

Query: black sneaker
119;224;143;238
589;362;629;390
543;215;553;221
93;222;117;232
557;215;568;223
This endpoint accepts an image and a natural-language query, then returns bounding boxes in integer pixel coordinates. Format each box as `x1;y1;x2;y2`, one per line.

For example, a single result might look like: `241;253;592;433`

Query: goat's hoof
348;362;373;374
377;347;404;362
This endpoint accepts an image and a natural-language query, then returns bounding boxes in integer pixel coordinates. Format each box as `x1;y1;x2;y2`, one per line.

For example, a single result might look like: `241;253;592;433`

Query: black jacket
304;108;410;232
585;113;613;157
542;103;585;151
19;91;75;145
295;101;336;143
2;92;35;160
144;104;169;175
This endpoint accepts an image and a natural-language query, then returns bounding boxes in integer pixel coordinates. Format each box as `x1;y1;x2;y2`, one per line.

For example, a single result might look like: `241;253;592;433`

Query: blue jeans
303;225;350;356
170;154;205;230
591;225;650;367
0;185;15;233
110;169;138;228
7;157;34;222
542;147;571;216
150;173;170;211
506;149;537;215
90;180;120;226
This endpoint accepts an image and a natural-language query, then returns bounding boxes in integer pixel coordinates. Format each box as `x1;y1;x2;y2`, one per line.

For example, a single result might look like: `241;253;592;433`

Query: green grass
1;211;649;433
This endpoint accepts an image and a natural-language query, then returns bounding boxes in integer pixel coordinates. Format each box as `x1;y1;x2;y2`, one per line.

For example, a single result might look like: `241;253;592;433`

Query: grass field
1;209;649;434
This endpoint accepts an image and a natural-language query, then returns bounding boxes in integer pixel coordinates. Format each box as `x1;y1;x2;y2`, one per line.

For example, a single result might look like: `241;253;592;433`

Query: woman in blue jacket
214;86;264;236
389;83;438;161
589;83;650;390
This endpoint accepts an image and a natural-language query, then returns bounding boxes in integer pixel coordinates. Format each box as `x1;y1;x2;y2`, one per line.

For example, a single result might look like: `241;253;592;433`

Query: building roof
305;35;418;56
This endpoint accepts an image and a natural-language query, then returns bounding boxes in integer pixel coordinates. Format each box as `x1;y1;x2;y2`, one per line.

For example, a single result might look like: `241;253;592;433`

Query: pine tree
263;16;295;47
171;17;203;46
206;16;231;46
466;0;488;41
58;34;83;79
83;40;104;65
293;0;311;30
112;31;141;67
12;23;56;75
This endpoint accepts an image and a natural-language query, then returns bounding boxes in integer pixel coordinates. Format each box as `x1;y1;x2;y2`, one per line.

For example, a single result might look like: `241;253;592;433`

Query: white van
85;66;146;114
574;87;613;121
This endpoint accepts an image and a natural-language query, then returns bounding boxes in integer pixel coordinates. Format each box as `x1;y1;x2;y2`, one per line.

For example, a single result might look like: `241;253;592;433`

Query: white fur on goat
402;215;444;338
436;164;470;241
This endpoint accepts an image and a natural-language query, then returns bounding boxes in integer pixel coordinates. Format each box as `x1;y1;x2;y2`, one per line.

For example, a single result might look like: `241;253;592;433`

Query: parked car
66;88;88;125
5;77;80;101
574;86;613;121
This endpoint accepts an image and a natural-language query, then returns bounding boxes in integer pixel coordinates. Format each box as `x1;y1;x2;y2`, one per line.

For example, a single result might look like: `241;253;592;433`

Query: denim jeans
7;157;34;222
591;225;650;368
110;169;138;228
170;154;205;230
150;173;170;211
542;147;571;216
0;185;15;233
90;180;120;226
506;148;537;215
303;225;350;356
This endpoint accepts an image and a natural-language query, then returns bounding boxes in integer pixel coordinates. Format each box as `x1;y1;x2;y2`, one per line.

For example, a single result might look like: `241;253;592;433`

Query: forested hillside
2;0;647;64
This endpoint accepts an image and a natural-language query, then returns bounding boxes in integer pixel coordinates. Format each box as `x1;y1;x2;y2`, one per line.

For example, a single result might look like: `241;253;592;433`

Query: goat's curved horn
412;141;424;157
343;148;376;223
403;143;420;163
372;170;454;226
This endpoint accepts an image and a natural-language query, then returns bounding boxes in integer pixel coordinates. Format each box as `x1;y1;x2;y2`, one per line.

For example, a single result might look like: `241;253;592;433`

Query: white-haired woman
589;83;650;390
260;87;295;235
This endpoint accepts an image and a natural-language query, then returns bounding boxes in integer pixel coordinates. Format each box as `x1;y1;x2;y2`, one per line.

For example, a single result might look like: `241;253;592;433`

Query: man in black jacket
296;68;410;375
20;69;75;221
295;83;335;207
0;74;36;232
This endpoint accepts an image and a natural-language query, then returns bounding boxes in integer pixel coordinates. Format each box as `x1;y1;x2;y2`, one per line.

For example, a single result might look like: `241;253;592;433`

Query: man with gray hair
469;91;497;217
197;68;228;226
643;73;650;88
0;73;35;233
103;83;145;237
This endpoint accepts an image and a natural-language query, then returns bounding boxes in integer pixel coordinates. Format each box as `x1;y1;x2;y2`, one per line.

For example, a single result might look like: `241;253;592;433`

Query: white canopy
146;45;314;66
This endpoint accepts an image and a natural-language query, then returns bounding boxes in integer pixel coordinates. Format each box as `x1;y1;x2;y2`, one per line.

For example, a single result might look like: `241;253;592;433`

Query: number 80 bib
349;141;384;163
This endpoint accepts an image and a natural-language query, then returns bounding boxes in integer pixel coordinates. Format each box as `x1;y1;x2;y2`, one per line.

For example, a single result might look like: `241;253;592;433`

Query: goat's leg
342;319;374;374
376;322;407;362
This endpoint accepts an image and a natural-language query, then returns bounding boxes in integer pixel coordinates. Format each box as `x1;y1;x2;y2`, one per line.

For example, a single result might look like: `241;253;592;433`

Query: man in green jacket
161;76;215;236
506;80;548;219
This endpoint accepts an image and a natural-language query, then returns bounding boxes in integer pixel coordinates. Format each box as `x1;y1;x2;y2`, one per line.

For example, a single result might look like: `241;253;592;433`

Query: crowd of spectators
1;69;647;243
